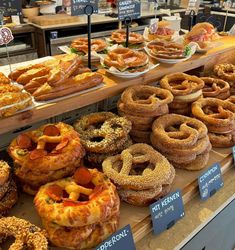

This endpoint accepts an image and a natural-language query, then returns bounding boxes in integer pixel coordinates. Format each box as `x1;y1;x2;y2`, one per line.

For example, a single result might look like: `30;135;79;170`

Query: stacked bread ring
160;72;204;115
102;143;175;206
8;122;85;195
192;98;235;147
34;167;120;249
0;161;18;215
0;216;48;249
214;63;235;95
118;85;173;143
74;112;132;166
151;114;212;170
201;77;230;99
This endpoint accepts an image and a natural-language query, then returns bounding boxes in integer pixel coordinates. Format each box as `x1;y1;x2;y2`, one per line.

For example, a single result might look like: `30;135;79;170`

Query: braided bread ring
201;77;230;99
102;143;174;190
120;85;173;113
214;63;235;82
160;72;204;96
151;114;208;148
209;132;235;148
192;98;235;133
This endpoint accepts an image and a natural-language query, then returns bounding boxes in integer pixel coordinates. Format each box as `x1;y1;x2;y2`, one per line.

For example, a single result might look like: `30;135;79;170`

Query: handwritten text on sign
198;163;223;200
71;0;98;16
95;224;136;250
0;27;14;46
150;189;185;235
0;0;22;16
118;0;141;21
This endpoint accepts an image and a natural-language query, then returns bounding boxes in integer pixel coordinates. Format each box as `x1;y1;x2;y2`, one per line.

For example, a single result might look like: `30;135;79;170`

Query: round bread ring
192;98;235;133
201;77;230;98
8;122;85;172
120;85;173;113
118;100;169;117
208;131;235;148
104;48;148;71
215;90;231;100
172;151;210;171
111;30;144;44
0;216;48;250
15;161;80;194
74;112;117;136
0;179;18;215
118;169;174;206
151;114;208;148
160;72;204;96
71;38;107;54
42;213;119;250
34;168;120;227
86;137;133;166
118;109;155;124
174;90;203;103
0;160;10;186
214;63;235;82
102;143;175;191
150;133;211;157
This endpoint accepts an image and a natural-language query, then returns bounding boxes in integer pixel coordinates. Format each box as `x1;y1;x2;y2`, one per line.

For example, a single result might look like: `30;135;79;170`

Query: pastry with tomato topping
34;167;120;249
147;21;175;41
8;122;85;195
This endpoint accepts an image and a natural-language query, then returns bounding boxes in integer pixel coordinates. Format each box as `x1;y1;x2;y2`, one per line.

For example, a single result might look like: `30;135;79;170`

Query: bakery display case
0;3;234;247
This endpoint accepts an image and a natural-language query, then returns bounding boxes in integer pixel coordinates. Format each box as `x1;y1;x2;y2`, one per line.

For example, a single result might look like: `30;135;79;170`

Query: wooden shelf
0;36;235;135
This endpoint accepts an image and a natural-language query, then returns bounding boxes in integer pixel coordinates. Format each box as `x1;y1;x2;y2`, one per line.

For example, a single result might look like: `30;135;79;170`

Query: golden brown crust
110;30;144;44
209;131;235;148
34;169;120;227
0;216;48;250
0;72;10;84
214;63;235;83
0;161;10;186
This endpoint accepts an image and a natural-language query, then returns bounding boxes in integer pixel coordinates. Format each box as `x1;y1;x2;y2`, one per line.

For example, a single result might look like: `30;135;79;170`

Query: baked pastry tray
5;147;233;249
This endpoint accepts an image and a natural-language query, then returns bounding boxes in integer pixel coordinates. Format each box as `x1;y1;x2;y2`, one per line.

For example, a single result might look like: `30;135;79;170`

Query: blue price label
150;189;185;235
95;224;136;250
233;146;235;165
198;163;223;201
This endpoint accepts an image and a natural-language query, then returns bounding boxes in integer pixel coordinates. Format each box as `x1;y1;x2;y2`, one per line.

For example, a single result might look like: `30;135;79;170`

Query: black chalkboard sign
0;0;22;16
118;0;141;21
71;0;98;16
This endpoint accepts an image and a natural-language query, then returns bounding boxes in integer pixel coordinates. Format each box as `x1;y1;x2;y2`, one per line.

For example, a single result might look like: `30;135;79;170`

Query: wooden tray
6;147;233;249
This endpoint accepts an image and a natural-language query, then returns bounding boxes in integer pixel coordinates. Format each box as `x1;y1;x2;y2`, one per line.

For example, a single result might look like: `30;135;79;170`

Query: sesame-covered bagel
0;216;48;250
34;168;120;227
120;85;173;113
102;143;174;190
0;160;10;186
74;112;132;153
8;122;84;172
214;63;235;82
41;214;119;249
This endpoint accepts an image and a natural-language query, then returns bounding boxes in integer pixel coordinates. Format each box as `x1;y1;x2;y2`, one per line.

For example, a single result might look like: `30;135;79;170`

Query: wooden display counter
0;36;235;136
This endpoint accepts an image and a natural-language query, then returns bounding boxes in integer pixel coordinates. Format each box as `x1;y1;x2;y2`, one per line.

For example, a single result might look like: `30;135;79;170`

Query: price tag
0;0;22;16
150;189;185;235
0;27;14;45
118;0;141;21
95;224;136;250
71;0;98;16
233;146;235;165
198;163;223;201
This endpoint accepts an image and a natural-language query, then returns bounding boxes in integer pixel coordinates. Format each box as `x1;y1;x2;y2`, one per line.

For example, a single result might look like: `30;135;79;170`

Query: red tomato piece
43;125;60;136
74;167;92;186
55;138;69;151
29;149;47;160
16;134;32;149
46;184;64;202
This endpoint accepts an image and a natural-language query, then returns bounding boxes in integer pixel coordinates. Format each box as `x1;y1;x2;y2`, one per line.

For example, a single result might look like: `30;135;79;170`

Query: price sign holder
150;189;185;235
0;10;13;74
198;163;224;201
188;9;196;30
124;16;132;48
95;224;136;250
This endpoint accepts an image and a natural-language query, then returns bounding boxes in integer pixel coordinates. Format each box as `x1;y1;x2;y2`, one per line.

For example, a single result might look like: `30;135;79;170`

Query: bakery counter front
0;31;234;250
